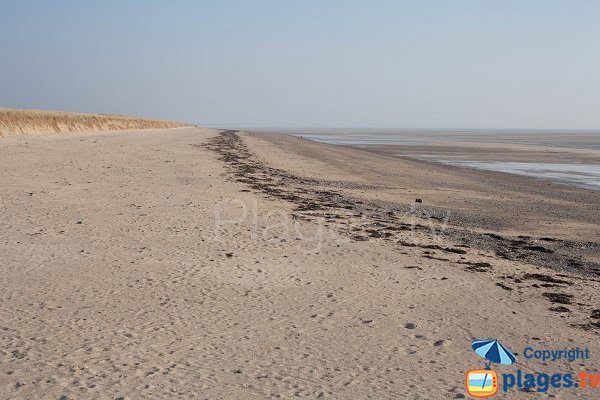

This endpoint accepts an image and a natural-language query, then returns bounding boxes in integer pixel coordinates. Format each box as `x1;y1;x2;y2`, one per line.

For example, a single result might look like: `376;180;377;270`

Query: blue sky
1;1;599;128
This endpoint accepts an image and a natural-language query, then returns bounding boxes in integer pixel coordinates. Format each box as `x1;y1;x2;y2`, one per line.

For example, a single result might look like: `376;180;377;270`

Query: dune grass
0;108;190;137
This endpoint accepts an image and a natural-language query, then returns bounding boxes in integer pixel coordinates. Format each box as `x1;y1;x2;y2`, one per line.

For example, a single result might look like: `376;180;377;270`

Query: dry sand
0;108;189;137
0;127;599;399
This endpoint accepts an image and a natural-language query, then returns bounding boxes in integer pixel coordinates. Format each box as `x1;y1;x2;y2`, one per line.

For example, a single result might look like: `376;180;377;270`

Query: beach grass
0;107;189;137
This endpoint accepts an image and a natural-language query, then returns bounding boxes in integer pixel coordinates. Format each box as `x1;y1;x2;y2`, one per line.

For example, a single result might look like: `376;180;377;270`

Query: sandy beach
0;127;598;399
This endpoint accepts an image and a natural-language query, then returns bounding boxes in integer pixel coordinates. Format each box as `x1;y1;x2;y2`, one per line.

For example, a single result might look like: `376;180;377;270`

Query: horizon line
196;124;600;133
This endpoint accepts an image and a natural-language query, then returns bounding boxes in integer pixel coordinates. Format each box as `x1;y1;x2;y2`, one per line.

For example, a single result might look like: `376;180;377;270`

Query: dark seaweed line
202;130;600;277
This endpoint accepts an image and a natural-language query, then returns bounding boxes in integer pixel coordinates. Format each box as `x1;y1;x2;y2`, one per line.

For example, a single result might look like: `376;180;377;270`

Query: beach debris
524;245;554;254
423;254;450;261
443;247;468;254
459;261;492;272
590;309;600;319
574;320;600;331
404;323;417;329
398;240;468;255
549;306;571;313
542;292;573;304
540;237;559;242
203;130;600;279
522;273;572;286
398;240;417;247
366;229;393;238
225;252;233;258
352;235;369;241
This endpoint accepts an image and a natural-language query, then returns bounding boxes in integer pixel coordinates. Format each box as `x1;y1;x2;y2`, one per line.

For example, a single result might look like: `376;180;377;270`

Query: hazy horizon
221;127;600;132
2;1;600;129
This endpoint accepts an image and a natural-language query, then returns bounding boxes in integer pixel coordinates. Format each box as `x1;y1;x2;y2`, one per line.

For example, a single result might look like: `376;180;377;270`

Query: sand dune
0;108;189;137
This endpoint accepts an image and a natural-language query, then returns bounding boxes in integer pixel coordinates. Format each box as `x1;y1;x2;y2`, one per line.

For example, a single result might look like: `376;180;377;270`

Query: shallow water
293;130;600;149
293;133;426;145
292;130;600;190
433;160;600;189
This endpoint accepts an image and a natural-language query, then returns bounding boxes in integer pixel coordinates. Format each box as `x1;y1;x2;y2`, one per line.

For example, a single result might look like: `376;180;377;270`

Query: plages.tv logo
466;339;516;398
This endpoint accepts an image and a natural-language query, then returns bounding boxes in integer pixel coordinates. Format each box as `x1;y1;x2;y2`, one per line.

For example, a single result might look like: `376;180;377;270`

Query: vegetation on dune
0;108;189;137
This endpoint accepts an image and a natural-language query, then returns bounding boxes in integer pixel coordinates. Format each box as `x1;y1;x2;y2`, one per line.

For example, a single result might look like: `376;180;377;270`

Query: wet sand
283;129;600;190
248;131;600;245
0;128;599;399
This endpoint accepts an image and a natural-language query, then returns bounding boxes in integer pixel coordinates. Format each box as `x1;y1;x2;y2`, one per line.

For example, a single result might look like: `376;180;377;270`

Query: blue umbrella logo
472;339;516;369
470;339;516;393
